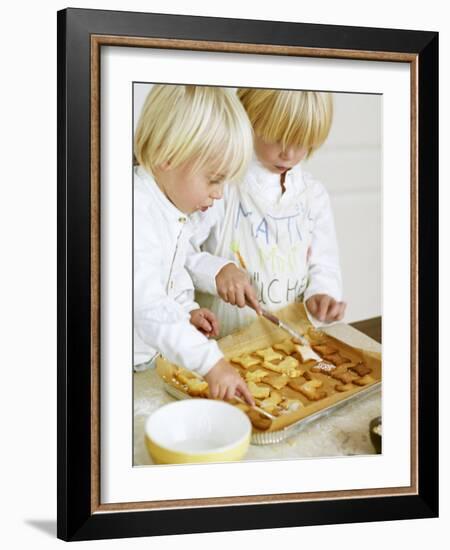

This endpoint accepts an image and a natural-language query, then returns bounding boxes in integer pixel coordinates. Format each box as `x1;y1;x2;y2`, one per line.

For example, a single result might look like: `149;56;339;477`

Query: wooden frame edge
89;35;420;514
92;34;418;62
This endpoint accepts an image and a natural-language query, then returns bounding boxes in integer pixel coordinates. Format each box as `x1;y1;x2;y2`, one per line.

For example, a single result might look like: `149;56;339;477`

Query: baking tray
163;380;381;445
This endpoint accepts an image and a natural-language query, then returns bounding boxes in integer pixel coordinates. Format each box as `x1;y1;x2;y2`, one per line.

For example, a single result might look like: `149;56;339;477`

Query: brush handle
260;308;309;346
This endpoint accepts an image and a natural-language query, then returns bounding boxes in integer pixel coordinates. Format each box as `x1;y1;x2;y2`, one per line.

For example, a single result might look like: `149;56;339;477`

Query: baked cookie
264;374;290;390
278;356;302;375
298;379;327;401
174;369;197;386
260;391;283;413
273;339;297;355
311;361;338;375
245;369;270;383
331;369;358;384
230;353;261;369
306;327;328;344
254;347;284;362
353;374;376;386
264;357;303;378
312;344;338;356
280;398;303;412
349;362;372;377
247;381;271;399
287;379;304;393
186;378;209;397
335;382;355;392
323;352;352;366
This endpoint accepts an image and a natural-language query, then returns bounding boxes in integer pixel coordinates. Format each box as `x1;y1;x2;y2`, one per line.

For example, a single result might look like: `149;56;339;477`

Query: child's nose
211;185;224;200
280;147;295;160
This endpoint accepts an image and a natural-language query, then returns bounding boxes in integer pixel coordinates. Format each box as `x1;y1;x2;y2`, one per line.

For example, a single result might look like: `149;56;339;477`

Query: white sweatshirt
186;157;343;336
133;166;229;374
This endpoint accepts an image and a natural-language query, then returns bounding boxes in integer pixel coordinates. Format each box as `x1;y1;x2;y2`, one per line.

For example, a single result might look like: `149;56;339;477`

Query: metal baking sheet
163;381;381;446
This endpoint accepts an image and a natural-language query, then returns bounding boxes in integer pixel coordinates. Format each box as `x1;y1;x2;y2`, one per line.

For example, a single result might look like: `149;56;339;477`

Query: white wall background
135;85;381;321
0;1;447;549
305;93;382;321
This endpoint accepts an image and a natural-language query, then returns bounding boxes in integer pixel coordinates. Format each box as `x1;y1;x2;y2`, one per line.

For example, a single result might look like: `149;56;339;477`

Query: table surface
350;316;382;344
134;318;382;465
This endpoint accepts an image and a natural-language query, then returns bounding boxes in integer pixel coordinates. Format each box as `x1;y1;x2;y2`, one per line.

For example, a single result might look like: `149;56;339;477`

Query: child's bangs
257;117;319;151
191;113;252;182
260;92;331;151
135;85;252;180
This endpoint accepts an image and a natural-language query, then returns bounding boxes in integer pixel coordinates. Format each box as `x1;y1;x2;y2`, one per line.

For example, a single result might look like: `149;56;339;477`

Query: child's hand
215;264;262;315
305;294;346;323
204;358;255;406
189;308;220;338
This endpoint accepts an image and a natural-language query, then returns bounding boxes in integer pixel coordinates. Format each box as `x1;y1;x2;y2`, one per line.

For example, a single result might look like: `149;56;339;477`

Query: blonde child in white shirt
134;84;255;404
187;88;346;336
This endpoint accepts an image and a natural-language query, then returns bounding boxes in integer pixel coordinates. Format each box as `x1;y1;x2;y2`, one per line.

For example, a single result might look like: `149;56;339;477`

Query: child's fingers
244;289;262;315
224;385;237;402
329;304;342;321
306;297;318;315
209;383;219;399
335;302;346;321
196;315;212;333
201;308;215;321
202;309;219;328
206;314;219;337
227;287;236;305
217;385;227;401
236;380;255;406
234;285;247;308
327;300;341;320
327;301;346;322
218;287;228;302
318;295;331;321
235;386;253;406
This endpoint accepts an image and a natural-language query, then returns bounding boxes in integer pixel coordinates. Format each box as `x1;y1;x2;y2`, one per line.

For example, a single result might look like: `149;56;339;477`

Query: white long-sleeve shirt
133;166;228;375
186;157;342;336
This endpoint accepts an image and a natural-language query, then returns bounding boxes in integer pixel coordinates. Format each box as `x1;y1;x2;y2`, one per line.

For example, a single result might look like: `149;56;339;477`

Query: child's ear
159;160;172;172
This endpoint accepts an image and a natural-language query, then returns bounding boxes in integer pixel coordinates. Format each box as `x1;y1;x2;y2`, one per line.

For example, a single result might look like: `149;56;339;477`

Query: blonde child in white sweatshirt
187;88;346;337
133;84;255;404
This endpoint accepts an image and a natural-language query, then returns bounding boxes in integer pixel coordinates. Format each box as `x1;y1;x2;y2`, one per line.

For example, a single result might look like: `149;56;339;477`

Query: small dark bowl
369;416;382;453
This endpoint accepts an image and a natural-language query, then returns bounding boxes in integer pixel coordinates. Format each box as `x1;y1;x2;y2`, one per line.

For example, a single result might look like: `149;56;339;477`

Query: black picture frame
57;7;438;542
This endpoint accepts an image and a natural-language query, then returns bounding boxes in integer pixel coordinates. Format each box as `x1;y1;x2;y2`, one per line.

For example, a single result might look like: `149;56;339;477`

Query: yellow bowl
145;399;251;464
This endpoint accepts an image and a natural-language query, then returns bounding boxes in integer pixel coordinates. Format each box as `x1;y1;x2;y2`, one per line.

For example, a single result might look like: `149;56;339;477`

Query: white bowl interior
145;399;251;454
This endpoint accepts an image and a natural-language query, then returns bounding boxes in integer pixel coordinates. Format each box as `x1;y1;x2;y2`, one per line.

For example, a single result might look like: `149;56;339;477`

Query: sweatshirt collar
247;154;305;192
135;165;190;222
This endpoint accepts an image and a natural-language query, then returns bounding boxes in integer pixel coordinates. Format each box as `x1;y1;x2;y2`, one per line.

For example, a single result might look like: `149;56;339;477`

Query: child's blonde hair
135;85;253;181
237;88;333;158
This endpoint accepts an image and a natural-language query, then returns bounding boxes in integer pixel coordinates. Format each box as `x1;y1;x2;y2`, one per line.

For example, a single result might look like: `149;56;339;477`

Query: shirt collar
247;154;304;191
135;165;190;222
